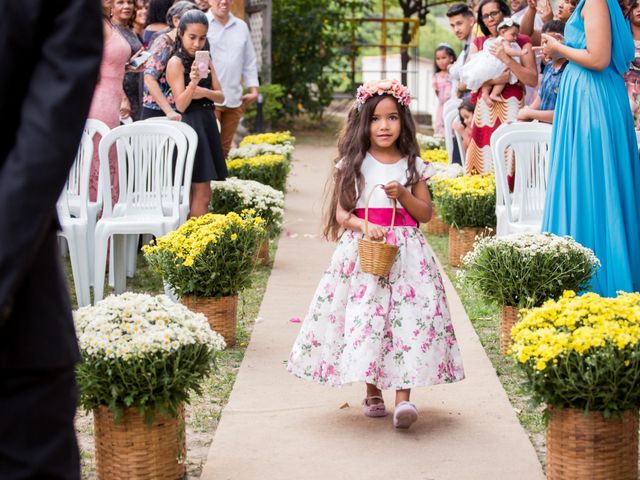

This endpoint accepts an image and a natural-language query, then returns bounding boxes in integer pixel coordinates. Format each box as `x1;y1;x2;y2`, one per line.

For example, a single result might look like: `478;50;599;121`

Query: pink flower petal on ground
289;317;302;323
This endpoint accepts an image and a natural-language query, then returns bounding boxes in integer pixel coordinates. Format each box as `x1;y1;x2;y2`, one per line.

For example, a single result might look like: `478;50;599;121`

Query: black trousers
0;368;80;479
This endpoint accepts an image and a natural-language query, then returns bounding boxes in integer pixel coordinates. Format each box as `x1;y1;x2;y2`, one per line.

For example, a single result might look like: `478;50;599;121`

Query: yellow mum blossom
239;131;295;146
421;148;448;164
434;174;495;198
511;291;640;368
142;211;266;267
226;154;287;170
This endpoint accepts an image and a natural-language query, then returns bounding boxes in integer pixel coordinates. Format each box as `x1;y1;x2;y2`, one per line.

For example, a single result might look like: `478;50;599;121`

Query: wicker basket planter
448;226;492;267
547;407;639;480
94;405;185;480
500;306;519;354
425;206;449;235
257;238;269;265
182;295;238;347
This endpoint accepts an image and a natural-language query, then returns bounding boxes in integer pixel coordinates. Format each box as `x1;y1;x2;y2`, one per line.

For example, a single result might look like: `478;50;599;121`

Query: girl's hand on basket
365;222;387;241
383;181;408;201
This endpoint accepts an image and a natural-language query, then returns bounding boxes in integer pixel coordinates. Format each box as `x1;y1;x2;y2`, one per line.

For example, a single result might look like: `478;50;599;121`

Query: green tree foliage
242;84;286;131
272;0;365;117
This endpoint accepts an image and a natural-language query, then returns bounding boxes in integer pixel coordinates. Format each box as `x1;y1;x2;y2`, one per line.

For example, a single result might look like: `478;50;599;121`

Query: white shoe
393;401;418;429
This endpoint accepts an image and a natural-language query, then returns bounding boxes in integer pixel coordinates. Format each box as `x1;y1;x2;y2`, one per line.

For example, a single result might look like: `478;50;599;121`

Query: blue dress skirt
542;0;640;296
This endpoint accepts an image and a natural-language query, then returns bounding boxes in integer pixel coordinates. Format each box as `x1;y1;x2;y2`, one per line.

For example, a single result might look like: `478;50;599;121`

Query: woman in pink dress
88;0;133;206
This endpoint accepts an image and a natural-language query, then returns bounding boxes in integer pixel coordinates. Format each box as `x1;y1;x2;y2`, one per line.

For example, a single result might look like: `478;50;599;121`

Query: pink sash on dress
354;208;418;227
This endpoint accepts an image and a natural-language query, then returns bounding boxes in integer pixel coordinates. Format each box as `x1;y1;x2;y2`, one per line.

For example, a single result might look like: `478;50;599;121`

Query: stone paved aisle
200;138;545;480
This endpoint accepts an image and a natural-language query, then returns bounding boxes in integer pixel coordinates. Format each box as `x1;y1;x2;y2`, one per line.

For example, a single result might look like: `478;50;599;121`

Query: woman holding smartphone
540;0;640;296
166;9;226;217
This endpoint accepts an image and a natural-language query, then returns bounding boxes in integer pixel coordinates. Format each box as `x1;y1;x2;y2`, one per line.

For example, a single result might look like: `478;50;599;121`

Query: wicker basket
357;185;399;277
547;407;639;480
182;295;238;346
425;206;449;235
448;226;492;267
94;404;185;480
256;238;269;265
500;306;519;354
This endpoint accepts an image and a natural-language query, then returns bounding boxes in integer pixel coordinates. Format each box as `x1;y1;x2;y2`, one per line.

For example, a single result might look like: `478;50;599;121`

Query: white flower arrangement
228;142;295;160
75;292;226;422
417;133;445;150
431;162;464;180
458;233;600;308
75;292;226;360
210;177;285;237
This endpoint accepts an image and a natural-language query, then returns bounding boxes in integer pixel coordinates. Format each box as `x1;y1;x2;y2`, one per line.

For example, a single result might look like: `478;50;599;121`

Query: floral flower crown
354;79;411;111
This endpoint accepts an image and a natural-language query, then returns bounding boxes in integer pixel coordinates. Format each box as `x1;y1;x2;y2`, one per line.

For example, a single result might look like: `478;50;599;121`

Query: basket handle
363;183;397;240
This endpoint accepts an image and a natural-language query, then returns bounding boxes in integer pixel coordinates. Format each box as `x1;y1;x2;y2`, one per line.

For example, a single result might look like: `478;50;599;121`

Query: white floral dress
287;153;465;390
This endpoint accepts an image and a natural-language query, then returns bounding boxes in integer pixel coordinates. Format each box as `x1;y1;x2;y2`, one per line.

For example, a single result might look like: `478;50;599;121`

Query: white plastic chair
454;126;466;169
142;117;198;224
57;132;93;306
119;117;197;280
442;98;463;163
93;123;189;302
61;119;111;286
491;122;552;236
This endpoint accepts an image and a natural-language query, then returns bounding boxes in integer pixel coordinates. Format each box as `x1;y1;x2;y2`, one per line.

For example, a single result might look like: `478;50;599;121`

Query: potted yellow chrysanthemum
432;174;496;266
511;291;640;479
424;163;464;236
143;210;266;346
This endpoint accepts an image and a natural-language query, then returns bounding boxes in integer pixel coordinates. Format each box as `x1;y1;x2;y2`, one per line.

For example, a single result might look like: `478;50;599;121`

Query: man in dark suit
0;0;103;477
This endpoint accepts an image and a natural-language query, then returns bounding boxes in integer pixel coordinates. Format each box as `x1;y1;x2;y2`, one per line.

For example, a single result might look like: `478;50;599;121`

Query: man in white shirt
206;0;260;156
446;3;476;97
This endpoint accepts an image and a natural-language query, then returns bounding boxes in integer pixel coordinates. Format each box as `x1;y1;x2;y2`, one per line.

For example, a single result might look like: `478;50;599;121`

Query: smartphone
129;50;152;69
194;50;210;79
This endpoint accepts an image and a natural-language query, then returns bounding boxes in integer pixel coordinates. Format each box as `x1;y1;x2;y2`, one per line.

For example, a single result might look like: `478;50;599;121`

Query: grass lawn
423;230;547;468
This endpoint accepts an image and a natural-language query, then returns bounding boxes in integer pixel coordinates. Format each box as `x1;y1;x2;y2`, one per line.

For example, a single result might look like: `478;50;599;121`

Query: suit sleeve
0;0;103;323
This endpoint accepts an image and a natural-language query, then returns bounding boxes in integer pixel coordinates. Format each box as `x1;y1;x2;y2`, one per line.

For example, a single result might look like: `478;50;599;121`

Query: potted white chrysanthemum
209;177;284;264
75;292;225;479
228;142;295;161
459;233;600;353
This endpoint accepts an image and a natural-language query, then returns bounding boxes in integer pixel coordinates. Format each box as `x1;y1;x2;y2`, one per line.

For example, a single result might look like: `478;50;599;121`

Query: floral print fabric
287;228;465;390
142;33;175;111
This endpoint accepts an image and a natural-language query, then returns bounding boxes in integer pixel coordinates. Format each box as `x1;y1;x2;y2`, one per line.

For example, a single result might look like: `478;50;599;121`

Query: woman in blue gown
540;0;640;296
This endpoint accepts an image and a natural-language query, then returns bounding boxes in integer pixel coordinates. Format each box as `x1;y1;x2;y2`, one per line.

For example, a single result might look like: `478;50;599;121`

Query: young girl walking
287;79;465;430
432;44;456;136
166;9;226;217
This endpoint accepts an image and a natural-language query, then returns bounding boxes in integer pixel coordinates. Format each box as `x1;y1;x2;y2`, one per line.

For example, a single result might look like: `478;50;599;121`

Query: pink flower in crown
365;81;378;95
376;79;392;94
354;78;412;110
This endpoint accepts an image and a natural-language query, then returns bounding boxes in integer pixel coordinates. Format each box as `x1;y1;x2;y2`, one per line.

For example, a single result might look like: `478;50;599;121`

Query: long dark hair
458;99;475;127
477;0;511;36
434;45;457;73
323;94;420;240
146;0;173;25
625;0;637;18
175;9;208;53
